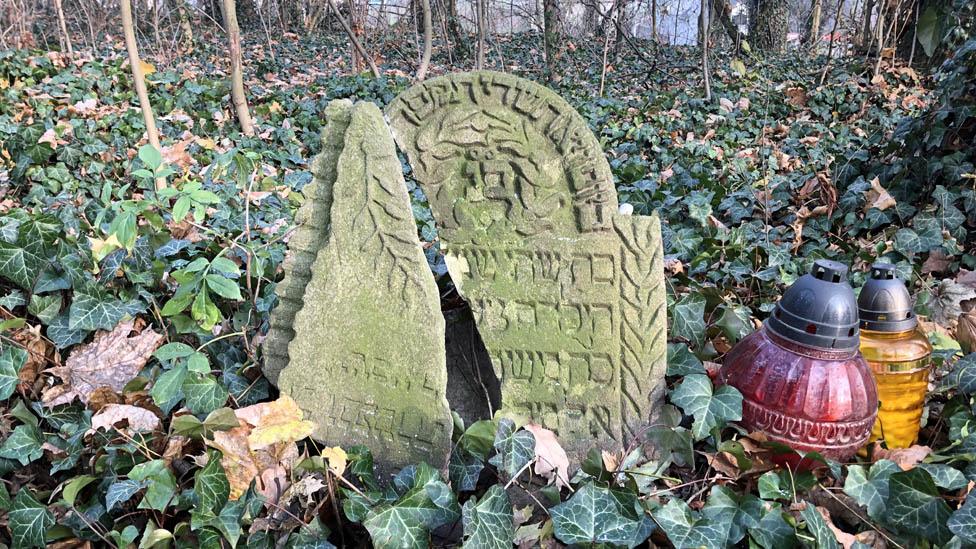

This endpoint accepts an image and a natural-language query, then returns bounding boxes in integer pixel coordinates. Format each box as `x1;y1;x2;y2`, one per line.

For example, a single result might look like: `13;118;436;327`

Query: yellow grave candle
858;263;932;448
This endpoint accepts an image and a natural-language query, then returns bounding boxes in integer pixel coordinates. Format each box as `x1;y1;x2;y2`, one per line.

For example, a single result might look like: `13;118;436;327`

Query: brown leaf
12;324;49;393
785;87;808;107
42;320;164;407
235;395;314;450
814;505;858;549
864;177;896;213
88;387;123;411
162;435;188;467
88;404;161;435
873;444;931;470
957;311;976;354
922;249;953;274
207;396;310;501
524;423;571;489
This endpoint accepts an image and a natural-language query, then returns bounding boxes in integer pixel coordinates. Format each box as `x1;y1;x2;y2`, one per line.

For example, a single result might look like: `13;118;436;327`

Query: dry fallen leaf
207;395;313;501
922;249;954;274
873;444;931;470
321;446;347;477
957;311;976;354
235;394;314;450
814;505;858;549
864;177;896;212
523;423;570;489
88;404;161;435
12;324;49;393
42;320;163;407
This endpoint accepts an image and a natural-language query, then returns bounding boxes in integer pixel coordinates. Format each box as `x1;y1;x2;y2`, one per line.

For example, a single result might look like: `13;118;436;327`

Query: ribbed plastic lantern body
718;260;878;462
858;264;932;449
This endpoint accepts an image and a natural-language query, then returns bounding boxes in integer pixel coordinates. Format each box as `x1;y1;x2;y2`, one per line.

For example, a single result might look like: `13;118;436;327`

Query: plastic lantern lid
858;263;917;333
766;259;860;351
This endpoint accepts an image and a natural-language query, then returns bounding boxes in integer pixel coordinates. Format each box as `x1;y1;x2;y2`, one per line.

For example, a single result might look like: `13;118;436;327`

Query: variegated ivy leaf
551;482;653;547
361;463;460;549
461;485;514;549
8;489;54;549
884;468;953;545
843;459;900;520
654;498;729;549
488;418;534;478
670;374;743;440
0;343;27;400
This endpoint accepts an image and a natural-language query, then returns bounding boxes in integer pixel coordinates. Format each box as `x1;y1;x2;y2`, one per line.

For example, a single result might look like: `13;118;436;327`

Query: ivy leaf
551;482;653;547
0;343;27;399
702;486;763;545
27;294;60;324
799;503;839;549
884;468;953;545
948;492;976;545
749;505;797;549
488;418;534;477
654;498;729;549
844;460;900;520
362;463;460;549
128;459;178;512
672;294;706;350
106;479;145;511
667;343;705;376
918;463;968;490
0;240;45;290
461;485;514;549
670;374;742;440
8;489;55;549
67;290;127;331
183;373;229;415
286;517;336;548
194;450;230;514
449;446;485;492
150;363;187;409
0;424;44;465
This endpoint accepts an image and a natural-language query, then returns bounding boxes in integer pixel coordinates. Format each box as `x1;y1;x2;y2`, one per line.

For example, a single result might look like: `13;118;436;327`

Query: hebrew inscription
387;71;668;460
275;100;452;473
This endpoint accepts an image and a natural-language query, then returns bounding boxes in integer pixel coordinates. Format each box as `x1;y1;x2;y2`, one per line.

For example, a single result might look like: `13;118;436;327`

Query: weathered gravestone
271;100;452;472
387;71;667;460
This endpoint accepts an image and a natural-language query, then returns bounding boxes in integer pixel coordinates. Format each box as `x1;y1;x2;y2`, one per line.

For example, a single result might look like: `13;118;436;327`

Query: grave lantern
858;263;932;449
717;260;878;462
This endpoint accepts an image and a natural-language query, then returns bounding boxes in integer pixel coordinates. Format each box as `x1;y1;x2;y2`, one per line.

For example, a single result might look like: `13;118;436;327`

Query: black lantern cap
766;259;860;351
858;263;917;332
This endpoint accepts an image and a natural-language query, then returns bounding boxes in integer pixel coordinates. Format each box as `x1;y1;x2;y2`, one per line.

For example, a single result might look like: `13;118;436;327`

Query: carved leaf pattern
614;215;668;440
349;138;428;305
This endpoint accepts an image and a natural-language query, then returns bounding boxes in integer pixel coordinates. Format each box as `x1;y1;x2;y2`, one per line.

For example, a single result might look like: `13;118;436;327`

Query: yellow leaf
139;59;156;75
268;101;282;114
90;233;123;263
731;59;746;77
321;446;347;477
195;137;216;150
236;395;315;450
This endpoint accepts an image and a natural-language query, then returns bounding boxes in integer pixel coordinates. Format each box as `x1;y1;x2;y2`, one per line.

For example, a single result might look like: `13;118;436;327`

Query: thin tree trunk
152;0;162;52
598;0;615;96
121;0;165;190
416;0;432;80
54;0;73;56
475;0;486;69
347;0;362;71
818;0;845;85
257;0;276;61
542;0;560;81
328;0;381;77
650;0;657;40
807;0;823;46
700;0;711;101
220;0;255;136
861;0;875;48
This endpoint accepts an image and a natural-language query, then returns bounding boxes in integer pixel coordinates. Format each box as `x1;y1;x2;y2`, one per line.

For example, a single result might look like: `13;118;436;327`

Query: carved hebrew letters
274;101;451;474
387;72;668;461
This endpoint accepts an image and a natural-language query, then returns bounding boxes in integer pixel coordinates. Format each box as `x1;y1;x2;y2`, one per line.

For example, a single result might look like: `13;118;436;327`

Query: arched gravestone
270;100;452;473
387;71;667;459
